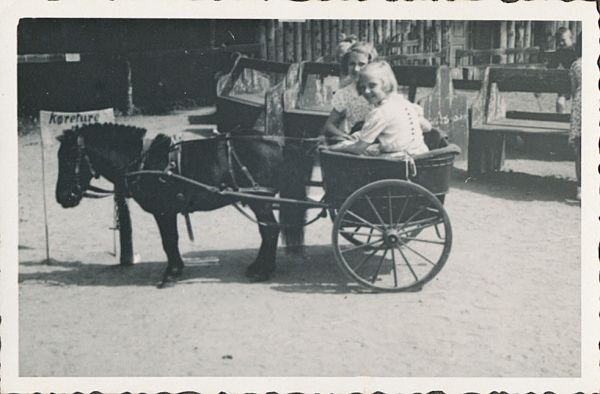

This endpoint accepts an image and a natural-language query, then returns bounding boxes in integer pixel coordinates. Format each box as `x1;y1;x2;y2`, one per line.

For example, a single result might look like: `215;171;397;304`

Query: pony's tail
279;143;313;254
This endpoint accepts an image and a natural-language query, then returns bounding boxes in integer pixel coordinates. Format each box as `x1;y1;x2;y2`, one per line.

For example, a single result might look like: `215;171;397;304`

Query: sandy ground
17;109;580;377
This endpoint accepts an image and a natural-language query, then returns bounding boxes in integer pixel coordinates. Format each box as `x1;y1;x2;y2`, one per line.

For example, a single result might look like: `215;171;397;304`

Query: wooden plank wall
256;20;582;66
258;20;435;63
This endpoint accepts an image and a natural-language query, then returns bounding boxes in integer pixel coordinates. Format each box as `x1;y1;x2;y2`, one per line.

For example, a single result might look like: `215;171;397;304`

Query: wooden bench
468;66;571;176
283;62;468;163
215;55;291;134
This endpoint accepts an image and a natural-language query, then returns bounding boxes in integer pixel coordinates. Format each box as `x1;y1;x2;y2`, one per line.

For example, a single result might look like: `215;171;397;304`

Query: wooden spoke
340;238;384;254
396;205;427;230
370;248;388;283
391;247;398;287
365;226;374;244
341;219;371;227
395;245;419;282
434;223;443;239
399;215;443;230
399;236;445;245
339;229;380;238
387;189;394;225
401;242;437;267
344;209;384;232
365;195;385;226
395;193;410;224
353;247;380;272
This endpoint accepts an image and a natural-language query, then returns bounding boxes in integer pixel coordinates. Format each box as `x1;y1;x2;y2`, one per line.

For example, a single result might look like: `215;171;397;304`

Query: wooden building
17;19;581;117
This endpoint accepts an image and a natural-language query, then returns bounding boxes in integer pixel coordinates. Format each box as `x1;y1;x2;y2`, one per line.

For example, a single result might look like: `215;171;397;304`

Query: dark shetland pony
55;123;307;286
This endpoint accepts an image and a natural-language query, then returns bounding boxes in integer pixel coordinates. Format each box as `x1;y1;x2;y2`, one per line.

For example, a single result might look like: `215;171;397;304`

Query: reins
77;130;327;230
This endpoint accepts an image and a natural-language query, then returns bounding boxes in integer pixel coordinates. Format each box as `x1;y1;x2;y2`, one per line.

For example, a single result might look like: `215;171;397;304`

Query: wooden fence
257;20;453;63
256;20;582;67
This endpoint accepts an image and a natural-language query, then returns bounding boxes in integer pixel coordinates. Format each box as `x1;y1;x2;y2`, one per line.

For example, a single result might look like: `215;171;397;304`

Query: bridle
72;134;114;199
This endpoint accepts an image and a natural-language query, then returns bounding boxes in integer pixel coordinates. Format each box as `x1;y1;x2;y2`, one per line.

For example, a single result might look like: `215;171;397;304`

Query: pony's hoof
247;271;271;283
157;279;176;289
157;268;183;288
171;267;184;277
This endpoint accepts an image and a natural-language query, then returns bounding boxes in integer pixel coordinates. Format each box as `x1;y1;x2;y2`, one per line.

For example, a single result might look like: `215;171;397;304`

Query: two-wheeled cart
130;130;460;292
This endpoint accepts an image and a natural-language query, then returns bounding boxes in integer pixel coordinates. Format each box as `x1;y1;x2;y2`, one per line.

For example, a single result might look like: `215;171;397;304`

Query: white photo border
1;1;598;393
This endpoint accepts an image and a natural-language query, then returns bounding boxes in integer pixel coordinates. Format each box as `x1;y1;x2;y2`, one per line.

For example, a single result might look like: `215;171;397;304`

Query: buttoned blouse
355;92;429;155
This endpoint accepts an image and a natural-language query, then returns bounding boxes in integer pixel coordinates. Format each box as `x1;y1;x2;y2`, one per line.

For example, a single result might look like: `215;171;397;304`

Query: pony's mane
65;123;147;155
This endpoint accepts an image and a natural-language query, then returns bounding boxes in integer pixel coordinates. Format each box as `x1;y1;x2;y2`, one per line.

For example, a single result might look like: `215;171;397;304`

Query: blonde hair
357;61;398;95
340;41;379;75
347;41;378;62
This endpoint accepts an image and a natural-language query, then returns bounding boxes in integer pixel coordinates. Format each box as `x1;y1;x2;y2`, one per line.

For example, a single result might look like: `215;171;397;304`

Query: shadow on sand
450;168;576;202
19;245;372;294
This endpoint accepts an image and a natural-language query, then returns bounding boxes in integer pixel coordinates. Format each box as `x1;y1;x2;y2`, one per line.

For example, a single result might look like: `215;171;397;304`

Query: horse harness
81;131;324;229
74;135;114;198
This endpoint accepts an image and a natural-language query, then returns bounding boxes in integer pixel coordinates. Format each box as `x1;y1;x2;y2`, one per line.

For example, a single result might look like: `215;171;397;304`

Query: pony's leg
114;190;133;266
245;202;279;282
153;212;185;283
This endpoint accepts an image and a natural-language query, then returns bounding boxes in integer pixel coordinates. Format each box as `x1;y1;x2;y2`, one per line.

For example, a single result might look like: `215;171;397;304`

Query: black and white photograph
1;1;598;393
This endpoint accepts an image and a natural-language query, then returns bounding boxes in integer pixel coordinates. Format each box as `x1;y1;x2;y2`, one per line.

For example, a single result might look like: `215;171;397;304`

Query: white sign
39;108;115;148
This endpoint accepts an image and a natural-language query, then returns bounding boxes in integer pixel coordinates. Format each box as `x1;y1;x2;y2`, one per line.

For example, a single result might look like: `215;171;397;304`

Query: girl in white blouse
329;61;431;156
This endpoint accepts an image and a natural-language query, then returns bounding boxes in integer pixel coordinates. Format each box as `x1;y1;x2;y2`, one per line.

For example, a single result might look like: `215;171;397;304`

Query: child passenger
329;61;431;156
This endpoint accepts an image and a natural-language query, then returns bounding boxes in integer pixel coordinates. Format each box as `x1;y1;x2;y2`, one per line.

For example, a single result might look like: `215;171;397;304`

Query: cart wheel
332;179;452;292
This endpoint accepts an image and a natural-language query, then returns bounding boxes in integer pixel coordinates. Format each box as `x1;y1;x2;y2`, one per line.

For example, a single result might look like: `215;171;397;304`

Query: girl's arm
328;139;370;155
419;116;432;132
323;109;352;140
415;104;432;132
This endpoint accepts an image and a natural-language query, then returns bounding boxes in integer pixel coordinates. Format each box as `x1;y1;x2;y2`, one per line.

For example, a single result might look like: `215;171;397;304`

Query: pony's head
55;128;95;208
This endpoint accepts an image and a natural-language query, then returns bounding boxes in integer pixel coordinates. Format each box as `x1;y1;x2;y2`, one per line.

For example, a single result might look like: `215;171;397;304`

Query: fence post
267;20;276;61
284;22;294;63
125;58;134;115
303;21;312;61
524;21;532;62
275;21;284;62
323;20;331;60
258;21;267;60
295;22;303;62
499;21;508;64
507;21;516;63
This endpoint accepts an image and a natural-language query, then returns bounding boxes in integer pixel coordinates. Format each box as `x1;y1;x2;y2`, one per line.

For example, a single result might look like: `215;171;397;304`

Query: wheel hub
383;229;402;247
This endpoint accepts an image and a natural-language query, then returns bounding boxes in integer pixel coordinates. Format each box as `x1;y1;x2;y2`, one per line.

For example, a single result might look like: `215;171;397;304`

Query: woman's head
341;41;379;80
555;27;573;49
357;61;398;105
574;32;582;58
336;34;358;60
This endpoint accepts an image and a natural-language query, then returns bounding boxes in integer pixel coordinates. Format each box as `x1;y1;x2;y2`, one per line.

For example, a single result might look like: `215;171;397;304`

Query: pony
55;123;306;286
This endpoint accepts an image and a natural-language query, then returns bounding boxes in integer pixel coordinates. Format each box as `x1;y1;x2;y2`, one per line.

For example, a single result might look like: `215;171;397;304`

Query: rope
231;200;328;229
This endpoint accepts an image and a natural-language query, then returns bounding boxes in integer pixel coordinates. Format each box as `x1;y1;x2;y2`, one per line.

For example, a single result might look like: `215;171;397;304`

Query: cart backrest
216;55;291;134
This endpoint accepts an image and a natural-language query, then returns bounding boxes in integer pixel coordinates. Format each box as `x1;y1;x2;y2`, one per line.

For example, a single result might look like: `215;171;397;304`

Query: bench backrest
471;66;572;125
284;61;440;113
216;55;291;134
487;67;571;94
282;62;444;140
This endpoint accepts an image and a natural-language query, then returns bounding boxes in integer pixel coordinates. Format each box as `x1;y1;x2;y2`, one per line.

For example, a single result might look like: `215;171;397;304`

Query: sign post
39;108;115;263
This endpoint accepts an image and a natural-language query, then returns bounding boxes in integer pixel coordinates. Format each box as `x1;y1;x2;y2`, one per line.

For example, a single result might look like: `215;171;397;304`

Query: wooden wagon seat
474;117;569;136
323;128;461;163
320;131;460;200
